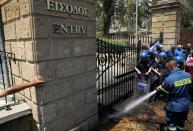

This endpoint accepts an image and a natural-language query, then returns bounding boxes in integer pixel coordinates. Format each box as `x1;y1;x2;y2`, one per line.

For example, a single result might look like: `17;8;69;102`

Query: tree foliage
96;0;193;36
112;0;128;31
96;0;104;32
96;0;160;35
179;0;193;28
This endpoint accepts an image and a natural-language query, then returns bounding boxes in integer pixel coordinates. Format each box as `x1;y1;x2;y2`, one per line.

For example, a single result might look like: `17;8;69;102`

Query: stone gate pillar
151;0;183;48
0;0;97;131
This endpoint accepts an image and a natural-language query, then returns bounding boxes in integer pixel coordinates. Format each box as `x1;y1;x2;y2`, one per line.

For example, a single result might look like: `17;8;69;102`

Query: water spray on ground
109;90;157;118
123;90;157;112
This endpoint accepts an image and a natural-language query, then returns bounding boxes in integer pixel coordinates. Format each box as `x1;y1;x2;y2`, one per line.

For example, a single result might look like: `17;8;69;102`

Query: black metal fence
109;33;152;45
0;51;16;108
96;37;141;115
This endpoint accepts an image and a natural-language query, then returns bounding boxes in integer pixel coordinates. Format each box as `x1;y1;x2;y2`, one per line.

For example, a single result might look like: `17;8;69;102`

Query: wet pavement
99;86;193;131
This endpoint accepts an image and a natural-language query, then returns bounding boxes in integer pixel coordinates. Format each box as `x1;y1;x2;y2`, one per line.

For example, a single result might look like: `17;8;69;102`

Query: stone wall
0;0;40;128
151;1;183;48
0;0;97;130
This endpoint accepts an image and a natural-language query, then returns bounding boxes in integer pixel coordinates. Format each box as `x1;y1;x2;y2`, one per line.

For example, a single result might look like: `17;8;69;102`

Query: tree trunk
103;0;114;36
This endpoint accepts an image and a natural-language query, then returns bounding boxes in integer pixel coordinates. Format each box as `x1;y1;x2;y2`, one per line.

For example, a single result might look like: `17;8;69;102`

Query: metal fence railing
109;33;152;45
0;51;16;109
96;37;141;116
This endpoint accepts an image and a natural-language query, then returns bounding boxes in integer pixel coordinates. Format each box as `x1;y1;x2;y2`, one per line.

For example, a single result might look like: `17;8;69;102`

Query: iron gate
96;37;141;115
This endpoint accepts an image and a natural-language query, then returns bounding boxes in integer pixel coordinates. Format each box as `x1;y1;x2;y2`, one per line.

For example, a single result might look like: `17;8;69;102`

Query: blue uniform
175;49;184;57
167;50;174;58
136;61;150;75
162;67;192;112
148;59;160;92
148;59;158;69
158;61;166;70
160;67;193;130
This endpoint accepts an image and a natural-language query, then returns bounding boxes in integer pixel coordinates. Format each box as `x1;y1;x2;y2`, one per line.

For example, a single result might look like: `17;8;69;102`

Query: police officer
170;45;176;58
157;59;193;131
135;52;151;96
148;49;158;69
174;56;185;70
158;51;168;70
147;49;159;93
165;49;174;59
135;52;151;79
156;51;169;82
156;44;163;54
175;45;185;57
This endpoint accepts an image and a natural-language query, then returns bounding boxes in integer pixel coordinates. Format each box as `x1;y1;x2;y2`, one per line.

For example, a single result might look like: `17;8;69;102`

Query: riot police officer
148;49;158;68
135;52;151;96
164;49;174;59
158;51;168;70
156;51;170;82
147;49;159;93
175;45;185;57
135;52;151;78
174;56;185;70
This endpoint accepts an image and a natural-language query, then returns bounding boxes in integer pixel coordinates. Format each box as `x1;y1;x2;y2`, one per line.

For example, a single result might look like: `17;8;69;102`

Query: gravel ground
100;101;193;131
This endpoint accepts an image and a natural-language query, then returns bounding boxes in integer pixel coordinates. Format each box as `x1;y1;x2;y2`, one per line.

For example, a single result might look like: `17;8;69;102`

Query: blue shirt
162;67;193;112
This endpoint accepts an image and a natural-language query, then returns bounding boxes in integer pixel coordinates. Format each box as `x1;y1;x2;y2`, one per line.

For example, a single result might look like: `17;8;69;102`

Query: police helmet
140;52;149;59
174;56;185;69
174;56;185;63
148;49;155;55
156;44;163;49
164;49;171;57
164;49;170;54
158;52;167;58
